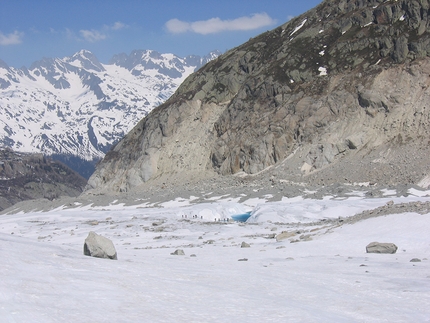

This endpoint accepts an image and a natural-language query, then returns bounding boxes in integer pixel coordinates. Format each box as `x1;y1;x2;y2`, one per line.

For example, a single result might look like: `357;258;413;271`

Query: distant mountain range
0;49;220;177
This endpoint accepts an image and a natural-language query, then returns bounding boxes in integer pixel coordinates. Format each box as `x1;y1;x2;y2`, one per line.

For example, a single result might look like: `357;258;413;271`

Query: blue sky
0;0;322;68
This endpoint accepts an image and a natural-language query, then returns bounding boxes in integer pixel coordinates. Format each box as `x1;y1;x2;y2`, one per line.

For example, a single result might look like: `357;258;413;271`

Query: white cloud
165;13;276;35
79;29;107;42
110;22;127;30
0;30;24;45
78;22;126;42
165;19;190;34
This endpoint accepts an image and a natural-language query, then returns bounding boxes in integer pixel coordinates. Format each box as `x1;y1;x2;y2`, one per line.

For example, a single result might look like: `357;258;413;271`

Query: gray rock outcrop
366;242;398;254
83;231;117;260
86;0;430;194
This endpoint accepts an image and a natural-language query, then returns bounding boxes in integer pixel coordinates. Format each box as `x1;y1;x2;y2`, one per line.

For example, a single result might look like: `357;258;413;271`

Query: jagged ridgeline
88;0;430;193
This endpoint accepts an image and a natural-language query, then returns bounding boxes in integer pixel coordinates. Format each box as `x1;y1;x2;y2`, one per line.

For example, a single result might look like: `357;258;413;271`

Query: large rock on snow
170;249;185;255
275;231;297;242
241;241;251;248
366;241;398;254
83;231;117;260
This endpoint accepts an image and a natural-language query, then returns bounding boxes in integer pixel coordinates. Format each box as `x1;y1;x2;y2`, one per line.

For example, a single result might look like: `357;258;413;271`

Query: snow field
1;192;430;322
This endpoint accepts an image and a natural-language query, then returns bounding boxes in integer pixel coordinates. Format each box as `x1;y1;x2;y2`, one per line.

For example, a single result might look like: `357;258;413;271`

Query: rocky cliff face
87;0;430;193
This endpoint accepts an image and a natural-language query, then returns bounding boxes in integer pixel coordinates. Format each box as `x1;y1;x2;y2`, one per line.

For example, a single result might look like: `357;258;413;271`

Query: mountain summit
88;0;430;193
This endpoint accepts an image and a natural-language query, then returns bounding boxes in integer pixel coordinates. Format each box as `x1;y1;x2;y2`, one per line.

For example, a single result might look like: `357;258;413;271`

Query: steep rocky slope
87;0;430;194
0;149;87;211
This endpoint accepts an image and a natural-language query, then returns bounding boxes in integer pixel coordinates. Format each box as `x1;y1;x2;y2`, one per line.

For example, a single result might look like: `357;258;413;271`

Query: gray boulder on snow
83;231;117;260
366;242;398;254
241;242;251;248
171;249;185;255
275;231;296;242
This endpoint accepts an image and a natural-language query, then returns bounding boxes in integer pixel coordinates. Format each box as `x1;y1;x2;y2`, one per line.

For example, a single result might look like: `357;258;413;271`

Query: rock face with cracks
86;0;430;194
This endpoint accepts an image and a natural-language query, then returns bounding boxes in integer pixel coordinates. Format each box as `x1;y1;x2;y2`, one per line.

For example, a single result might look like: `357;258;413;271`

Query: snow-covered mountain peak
109;50;221;79
202;50;222;61
0;59;10;71
65;50;105;72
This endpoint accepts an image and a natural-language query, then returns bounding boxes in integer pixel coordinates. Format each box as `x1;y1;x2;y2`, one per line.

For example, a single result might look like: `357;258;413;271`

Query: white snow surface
318;66;328;76
1;191;430;322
